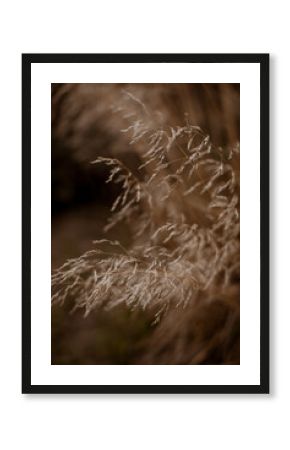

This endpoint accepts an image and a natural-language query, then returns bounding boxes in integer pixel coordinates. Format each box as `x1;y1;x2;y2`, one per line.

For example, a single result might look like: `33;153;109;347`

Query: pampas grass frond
52;92;240;325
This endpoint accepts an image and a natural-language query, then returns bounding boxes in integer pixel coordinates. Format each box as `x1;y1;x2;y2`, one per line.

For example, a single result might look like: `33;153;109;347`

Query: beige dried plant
52;92;240;326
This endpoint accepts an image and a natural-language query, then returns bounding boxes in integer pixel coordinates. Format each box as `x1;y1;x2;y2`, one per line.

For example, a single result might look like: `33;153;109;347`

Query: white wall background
0;1;286;448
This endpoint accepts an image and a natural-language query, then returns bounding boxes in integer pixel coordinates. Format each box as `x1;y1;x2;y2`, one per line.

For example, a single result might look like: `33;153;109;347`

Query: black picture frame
22;53;269;394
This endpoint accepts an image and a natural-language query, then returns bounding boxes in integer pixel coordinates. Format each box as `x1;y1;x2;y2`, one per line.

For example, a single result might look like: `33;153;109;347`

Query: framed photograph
22;53;269;394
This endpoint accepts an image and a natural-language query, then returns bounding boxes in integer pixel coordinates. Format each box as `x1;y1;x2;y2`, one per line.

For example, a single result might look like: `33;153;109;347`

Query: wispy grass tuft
52;92;240;325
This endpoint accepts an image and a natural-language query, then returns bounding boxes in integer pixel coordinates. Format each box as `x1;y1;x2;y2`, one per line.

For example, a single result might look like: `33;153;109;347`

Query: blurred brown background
51;83;240;364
